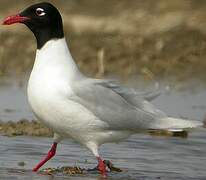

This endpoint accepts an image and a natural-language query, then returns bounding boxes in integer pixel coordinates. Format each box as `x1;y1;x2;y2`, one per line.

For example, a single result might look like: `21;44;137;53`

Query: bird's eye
36;8;46;16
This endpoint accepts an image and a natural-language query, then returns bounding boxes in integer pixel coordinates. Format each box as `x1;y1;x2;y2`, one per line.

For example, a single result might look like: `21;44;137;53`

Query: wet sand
0;120;52;137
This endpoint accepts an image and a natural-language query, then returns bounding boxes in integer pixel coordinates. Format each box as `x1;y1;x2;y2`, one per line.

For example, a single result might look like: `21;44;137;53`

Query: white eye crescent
36;8;46;16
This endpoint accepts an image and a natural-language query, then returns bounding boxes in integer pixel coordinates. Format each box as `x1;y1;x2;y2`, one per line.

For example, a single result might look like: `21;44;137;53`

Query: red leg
32;142;57;172
96;156;107;177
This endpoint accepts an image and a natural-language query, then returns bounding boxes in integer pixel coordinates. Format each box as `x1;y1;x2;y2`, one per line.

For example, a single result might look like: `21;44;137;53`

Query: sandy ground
0;0;206;83
0;120;52;137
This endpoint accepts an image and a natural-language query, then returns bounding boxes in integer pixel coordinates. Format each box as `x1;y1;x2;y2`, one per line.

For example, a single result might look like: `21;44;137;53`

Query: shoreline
0;119;189;138
0;120;52;137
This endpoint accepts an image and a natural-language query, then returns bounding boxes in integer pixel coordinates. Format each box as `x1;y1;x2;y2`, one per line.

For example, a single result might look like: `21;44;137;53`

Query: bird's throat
31;27;64;49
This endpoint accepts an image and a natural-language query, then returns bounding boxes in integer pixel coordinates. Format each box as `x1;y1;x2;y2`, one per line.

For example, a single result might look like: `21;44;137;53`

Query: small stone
18;161;26;166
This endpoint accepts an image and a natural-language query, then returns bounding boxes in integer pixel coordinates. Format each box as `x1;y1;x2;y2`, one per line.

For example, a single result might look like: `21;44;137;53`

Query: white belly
28;76;132;145
29;80;100;135
27;39;133;146
29;85;132;146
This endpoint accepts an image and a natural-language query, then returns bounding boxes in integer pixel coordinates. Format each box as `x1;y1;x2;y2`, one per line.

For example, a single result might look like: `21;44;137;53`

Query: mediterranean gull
2;2;203;176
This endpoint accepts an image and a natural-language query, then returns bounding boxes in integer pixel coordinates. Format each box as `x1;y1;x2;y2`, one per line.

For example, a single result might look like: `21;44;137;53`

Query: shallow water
0;78;206;179
0;78;34;122
0;132;206;180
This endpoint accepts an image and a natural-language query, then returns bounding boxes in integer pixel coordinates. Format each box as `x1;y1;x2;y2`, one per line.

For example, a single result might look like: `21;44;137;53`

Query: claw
103;160;122;172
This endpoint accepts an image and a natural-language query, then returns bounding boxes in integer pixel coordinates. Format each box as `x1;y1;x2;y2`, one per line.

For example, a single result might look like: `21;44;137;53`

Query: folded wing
70;79;166;131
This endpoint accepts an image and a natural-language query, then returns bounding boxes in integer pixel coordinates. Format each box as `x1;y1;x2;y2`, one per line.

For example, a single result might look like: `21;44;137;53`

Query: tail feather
151;117;203;130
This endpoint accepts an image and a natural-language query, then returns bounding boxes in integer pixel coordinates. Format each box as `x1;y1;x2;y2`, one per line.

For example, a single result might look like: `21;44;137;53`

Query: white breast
27;38;133;146
28;38;75;117
27;38;108;143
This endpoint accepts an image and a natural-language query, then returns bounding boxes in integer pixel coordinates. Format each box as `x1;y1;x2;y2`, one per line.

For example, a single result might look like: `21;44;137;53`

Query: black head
3;2;64;49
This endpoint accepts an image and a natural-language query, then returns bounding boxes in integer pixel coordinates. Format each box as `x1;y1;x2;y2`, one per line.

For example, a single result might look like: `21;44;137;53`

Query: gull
2;2;203;176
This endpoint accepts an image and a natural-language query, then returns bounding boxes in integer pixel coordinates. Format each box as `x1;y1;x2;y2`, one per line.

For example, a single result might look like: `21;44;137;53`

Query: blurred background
0;1;206;179
0;0;206;130
0;0;206;122
1;0;206;82
0;0;206;129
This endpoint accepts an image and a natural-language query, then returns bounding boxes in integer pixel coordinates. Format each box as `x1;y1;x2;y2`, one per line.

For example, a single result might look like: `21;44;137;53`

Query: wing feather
70;79;165;130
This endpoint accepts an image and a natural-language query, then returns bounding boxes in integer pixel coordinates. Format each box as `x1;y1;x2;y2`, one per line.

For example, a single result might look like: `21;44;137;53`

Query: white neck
33;38;83;81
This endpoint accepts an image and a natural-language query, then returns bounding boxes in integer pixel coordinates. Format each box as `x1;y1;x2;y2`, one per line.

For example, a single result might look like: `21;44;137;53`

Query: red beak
2;14;30;25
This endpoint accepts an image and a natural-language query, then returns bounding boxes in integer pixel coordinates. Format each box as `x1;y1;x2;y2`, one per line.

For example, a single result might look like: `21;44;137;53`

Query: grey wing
98;80;161;104
70;78;166;131
95;79;166;118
